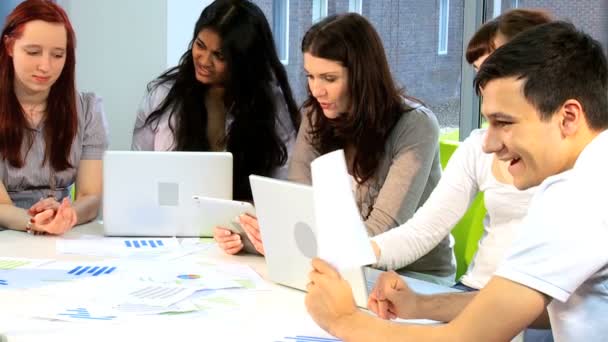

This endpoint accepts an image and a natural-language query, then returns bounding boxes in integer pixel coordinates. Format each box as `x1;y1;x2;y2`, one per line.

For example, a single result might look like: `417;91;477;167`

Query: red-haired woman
0;0;107;235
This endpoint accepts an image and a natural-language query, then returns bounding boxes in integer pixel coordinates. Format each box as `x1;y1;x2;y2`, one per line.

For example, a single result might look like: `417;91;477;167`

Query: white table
0;222;454;342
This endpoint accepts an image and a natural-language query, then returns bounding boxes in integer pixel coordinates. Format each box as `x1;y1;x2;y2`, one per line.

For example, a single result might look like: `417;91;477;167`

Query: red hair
0;0;77;171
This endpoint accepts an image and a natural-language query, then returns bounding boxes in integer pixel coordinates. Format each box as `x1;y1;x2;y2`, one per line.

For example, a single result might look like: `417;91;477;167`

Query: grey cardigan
288;101;455;277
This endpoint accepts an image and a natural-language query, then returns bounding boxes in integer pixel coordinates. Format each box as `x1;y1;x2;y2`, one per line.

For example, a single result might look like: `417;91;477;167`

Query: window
438;0;449;55
272;0;289;64
265;1;467;137
312;0;328;23
348;0;362;14
492;0;502;18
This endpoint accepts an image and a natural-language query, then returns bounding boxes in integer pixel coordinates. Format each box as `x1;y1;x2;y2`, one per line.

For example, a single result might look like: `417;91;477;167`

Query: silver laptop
249;175;370;308
103;151;232;237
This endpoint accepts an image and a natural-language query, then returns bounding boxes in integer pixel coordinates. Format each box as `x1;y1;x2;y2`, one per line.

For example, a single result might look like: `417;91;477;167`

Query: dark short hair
475;21;608;130
466;9;552;64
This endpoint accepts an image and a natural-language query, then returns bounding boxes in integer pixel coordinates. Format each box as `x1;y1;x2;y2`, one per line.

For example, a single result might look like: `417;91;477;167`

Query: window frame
458;0;485;141
312;0;328;23
438;0;450;55
348;0;362;14
273;0;290;65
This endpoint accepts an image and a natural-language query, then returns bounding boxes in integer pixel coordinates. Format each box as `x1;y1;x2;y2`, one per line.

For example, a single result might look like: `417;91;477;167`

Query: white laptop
103;151;233;237
249;175;370;308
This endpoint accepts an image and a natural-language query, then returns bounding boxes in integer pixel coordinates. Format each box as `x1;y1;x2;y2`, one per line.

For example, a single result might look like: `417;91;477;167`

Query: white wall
55;0;217;150
58;0;167;150
0;0;23;27
167;0;213;68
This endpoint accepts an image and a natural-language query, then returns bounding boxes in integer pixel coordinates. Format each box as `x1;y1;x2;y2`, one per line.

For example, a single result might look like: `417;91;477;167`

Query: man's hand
368;271;419;320
305;258;358;336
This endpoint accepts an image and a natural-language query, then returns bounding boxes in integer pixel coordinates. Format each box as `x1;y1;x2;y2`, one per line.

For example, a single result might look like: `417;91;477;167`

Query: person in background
371;10;554;341
372;8;552;293
306;21;608;342
0;0;107;235
132;0;299;203
220;13;455;285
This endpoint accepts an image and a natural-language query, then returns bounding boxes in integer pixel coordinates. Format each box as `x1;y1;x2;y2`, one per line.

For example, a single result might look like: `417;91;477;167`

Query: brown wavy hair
301;13;419;184
0;0;77;171
466;8;552;64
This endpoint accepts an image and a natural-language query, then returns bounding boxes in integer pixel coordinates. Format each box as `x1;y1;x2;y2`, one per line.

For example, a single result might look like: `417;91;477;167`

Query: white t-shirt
495;130;608;342
373;129;535;288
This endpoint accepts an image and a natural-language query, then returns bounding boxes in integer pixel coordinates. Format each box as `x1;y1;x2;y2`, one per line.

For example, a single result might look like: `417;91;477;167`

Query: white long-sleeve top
372;129;535;289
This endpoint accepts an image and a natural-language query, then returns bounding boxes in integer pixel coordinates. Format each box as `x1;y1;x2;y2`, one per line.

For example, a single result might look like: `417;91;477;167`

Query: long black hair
145;0;299;200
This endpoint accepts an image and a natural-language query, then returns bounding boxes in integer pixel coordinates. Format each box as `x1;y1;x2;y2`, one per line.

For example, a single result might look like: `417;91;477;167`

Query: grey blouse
0;92;108;210
288;100;455;277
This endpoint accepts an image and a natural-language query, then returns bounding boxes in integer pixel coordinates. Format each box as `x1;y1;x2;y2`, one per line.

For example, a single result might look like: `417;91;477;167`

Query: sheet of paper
264;312;342;342
0;259;117;290
0;257;53;270
131;261;243;290
310;150;376;270
56;236;181;258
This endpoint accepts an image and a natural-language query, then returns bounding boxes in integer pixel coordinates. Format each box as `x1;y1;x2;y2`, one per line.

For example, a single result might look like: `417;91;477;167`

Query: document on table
56;236;181;258
310;150;376;270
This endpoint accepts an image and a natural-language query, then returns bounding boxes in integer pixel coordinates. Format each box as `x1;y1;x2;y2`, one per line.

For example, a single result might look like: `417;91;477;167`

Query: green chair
439;137;487;280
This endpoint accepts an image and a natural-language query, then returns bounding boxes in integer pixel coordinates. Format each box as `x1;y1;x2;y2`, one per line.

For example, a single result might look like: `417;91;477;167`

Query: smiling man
305;21;608;342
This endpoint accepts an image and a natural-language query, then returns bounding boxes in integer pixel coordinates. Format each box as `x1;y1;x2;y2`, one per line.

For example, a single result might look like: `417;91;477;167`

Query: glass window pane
486;1;607;55
257;0;465;137
272;0;290;64
312;0;328;23
438;0;450;55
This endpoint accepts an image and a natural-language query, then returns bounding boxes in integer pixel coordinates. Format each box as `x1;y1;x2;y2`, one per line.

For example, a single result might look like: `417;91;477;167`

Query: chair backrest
439;138;487;280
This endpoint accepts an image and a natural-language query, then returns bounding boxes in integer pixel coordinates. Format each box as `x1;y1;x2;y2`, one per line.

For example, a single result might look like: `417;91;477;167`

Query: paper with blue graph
310;150;376;270
0;257;61;289
56;236;181;257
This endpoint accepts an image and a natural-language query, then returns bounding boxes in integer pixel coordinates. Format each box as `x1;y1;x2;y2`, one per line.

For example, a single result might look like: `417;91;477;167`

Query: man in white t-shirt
304;21;608;341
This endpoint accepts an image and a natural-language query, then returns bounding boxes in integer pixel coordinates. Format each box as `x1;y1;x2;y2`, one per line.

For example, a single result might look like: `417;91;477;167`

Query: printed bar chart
67;265;117;277
57;308;116;321
124;240;166;248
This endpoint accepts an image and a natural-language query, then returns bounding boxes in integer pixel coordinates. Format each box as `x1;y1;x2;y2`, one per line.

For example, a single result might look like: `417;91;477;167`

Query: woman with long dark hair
132;0;299;204
0;0;107;235
219;13;454;283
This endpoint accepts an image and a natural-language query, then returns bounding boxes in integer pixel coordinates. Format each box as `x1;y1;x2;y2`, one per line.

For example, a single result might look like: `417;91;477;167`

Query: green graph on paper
0;259;30;270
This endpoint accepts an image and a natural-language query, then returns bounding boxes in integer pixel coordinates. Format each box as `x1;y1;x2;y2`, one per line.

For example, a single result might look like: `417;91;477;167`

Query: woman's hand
28;197;61;216
213;226;244;254
28;198;77;235
239;214;265;255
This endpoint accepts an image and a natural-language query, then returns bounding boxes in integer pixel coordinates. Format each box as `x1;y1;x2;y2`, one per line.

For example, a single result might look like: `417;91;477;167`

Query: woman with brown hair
0;0;107;235
218;13;455;284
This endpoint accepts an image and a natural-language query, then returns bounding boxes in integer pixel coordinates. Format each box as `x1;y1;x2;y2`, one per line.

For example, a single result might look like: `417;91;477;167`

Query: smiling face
192;28;227;86
480;76;573;190
9;20;67;96
303;52;350;119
